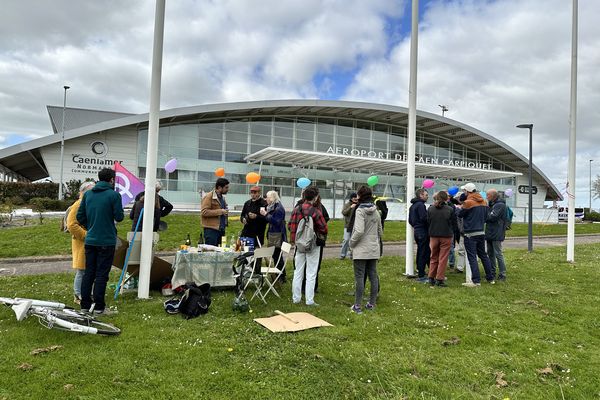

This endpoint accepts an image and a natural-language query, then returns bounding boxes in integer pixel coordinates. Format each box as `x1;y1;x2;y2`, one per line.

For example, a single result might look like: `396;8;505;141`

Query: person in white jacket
349;186;383;314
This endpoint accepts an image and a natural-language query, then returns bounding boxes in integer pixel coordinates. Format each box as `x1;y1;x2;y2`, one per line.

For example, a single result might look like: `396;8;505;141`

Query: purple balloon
164;158;178;173
505;188;513;197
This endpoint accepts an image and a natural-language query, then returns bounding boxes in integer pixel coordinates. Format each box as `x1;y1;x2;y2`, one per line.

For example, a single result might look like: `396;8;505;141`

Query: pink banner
114;162;145;208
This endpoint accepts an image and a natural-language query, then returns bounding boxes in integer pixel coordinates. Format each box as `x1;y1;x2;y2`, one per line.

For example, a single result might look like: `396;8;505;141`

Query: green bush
584;210;600;222
29;197;73;211
6;195;25;205
0;181;58;201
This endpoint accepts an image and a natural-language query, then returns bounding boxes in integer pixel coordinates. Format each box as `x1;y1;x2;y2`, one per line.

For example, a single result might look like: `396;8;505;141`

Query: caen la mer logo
90;141;109;157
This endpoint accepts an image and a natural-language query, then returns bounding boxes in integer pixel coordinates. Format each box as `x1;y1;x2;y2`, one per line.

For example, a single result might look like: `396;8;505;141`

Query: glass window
225;131;248;143
169;124;198;144
317;119;335;133
225;141;247;153
225;152;245;162
199;139;223;151
390;134;405;154
225;120;248;133
198;123;223;140
250;120;272;135
437;140;451;160
296;139;314;151
274;137;293;147
296;129;314;141
198;150;223;161
170;146;197;159
251;133;271;145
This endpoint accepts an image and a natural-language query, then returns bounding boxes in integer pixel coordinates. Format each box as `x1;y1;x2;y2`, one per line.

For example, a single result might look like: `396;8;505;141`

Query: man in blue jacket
409;188;430;282
457;183;494;287
485;189;507;281
76;168;124;314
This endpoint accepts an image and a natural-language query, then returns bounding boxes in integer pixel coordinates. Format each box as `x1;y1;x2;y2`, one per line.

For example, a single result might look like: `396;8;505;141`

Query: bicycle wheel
36;310;121;336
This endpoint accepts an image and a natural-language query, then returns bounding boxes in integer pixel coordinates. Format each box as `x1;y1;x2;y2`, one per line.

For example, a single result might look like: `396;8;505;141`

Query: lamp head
516;124;533;129
64;85;70;90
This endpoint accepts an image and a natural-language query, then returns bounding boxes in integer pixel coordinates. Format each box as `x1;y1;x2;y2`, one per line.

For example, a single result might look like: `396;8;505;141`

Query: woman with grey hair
66;181;95;304
260;190;287;281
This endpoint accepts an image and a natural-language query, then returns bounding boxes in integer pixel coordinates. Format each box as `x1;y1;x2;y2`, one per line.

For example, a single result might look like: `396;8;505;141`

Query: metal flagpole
567;0;578;262
138;0;166;298
405;0;419;277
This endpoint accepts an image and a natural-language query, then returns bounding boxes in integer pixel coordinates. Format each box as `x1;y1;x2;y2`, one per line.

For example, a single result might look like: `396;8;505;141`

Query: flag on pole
114;162;145;208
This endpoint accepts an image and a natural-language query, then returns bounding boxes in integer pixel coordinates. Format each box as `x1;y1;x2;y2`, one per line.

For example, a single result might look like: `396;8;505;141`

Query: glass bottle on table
198;232;204;246
185;233;191;247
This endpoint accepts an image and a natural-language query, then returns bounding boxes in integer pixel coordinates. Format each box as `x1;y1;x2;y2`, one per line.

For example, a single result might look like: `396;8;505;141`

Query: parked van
558;207;584;222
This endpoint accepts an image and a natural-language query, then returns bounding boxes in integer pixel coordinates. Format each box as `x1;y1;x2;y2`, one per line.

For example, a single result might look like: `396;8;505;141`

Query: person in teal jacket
76;168;124;314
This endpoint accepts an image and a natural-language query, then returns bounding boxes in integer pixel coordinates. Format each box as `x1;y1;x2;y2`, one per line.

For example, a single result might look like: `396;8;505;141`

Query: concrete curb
0;233;596;264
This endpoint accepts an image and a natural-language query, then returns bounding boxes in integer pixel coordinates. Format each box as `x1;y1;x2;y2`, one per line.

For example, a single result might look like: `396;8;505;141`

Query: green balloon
367;175;379;187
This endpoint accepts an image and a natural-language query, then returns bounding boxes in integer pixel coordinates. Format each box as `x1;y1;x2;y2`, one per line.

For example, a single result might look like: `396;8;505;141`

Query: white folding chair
260;242;292;299
247;246;275;303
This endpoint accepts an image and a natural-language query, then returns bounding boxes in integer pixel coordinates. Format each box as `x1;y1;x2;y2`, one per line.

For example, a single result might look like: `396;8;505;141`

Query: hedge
29;197;74;212
0;182;59;202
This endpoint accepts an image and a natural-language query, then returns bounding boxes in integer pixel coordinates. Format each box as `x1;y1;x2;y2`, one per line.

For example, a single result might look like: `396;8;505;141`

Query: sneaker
306;302;319;307
428;278;436;286
365;303;375;311
488;280;496;285
93;308;119;316
350;304;363;314
73;295;81;305
455;269;464;273
462;282;481;288
415;277;428;283
436;280;448;287
498;275;506;281
339;256;346;260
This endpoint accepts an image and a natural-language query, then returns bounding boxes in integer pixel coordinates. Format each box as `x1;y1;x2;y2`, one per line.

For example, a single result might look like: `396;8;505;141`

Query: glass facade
137;117;517;207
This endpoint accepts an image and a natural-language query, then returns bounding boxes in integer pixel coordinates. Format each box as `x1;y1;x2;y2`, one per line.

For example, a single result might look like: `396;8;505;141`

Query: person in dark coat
408;188;430;281
131;180;173;231
260;190;287;281
240;185;268;249
485;189;507;281
427;191;457;287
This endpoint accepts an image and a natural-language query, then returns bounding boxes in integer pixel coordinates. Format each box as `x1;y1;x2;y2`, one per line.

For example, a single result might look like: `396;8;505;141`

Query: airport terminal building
0;100;561;220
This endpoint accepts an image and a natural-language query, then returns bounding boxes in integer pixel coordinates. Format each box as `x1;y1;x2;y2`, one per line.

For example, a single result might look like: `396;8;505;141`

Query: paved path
1;235;599;277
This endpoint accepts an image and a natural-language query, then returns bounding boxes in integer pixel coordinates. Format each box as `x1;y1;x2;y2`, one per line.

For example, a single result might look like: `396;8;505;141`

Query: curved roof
0;99;561;200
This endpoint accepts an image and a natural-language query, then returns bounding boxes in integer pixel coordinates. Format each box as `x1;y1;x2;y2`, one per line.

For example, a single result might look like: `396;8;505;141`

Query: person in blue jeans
409;188;430;282
457;183;494;287
76;168;124;314
340;193;358;259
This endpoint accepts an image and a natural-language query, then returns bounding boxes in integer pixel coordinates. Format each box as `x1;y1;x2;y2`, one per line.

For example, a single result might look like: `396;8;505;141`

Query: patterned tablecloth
171;251;238;289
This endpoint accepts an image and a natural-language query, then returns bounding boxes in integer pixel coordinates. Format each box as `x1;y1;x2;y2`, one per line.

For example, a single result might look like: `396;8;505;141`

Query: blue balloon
448;186;459;196
297;177;311;189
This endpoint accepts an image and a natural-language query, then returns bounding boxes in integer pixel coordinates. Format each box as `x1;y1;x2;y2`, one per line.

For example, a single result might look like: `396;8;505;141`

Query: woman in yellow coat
67;181;95;304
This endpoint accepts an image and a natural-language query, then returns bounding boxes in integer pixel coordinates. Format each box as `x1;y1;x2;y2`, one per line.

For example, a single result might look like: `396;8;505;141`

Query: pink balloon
422;179;435;189
164;158;178;173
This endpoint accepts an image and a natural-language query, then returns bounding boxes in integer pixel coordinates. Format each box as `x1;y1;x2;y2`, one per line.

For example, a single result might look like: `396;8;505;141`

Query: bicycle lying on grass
0;297;121;336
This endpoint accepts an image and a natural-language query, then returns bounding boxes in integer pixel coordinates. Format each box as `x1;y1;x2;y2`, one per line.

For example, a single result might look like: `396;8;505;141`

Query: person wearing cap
457;183;494;287
409;188;430;282
240;185;268;255
340;192;358;259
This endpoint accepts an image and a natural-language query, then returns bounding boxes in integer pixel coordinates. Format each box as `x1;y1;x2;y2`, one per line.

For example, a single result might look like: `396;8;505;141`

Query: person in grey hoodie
349;186;383;314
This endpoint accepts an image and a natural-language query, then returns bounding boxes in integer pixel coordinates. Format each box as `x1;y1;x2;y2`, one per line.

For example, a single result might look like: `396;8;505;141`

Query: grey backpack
295;208;317;253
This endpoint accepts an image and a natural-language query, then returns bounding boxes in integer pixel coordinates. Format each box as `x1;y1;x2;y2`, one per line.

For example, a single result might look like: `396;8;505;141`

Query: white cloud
345;0;600;205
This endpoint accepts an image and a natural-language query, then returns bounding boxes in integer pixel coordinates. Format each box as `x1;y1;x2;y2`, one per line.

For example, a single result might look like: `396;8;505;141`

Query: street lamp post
438;104;448;117
57;85;70;200
590;159;593;212
517;123;534;252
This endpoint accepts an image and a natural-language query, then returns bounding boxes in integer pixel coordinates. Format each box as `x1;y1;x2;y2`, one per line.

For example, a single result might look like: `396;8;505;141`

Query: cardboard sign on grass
254;310;333;333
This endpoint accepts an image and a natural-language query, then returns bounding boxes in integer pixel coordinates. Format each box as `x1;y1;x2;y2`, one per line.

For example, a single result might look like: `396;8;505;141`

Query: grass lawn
1;244;599;399
2;214;600;259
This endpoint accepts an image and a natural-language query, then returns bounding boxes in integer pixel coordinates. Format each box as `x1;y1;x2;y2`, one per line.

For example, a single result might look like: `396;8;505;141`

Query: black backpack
179;283;212;319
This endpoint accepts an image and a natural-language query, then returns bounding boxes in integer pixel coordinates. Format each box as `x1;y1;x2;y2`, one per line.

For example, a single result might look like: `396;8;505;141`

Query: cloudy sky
1;0;599;206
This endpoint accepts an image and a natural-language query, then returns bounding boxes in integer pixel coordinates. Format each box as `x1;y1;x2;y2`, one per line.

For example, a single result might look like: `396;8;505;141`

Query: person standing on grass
67;181;95;305
288;186;328;306
485;189;508;281
349;186;382;314
200;178;229;246
340;192;358;260
76;168;124;315
427;191;457;287
409;188;430;282
457;183;494;287
260;190;287;282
